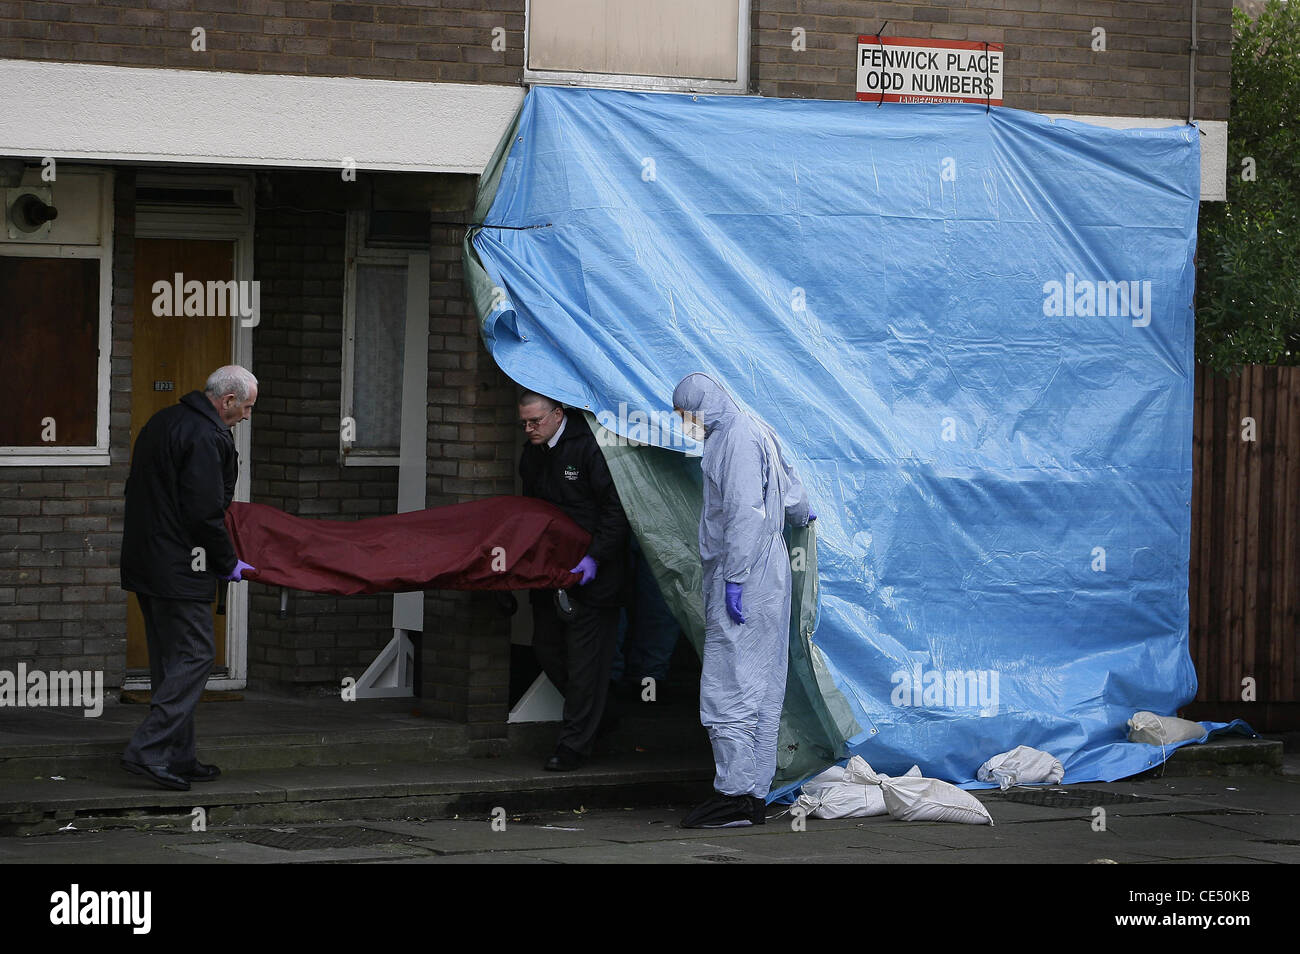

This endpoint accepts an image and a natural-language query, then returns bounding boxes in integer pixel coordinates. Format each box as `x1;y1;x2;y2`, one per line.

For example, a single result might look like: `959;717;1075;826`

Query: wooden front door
126;238;236;675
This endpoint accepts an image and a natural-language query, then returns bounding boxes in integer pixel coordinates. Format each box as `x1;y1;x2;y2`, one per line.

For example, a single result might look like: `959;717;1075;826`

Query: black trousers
531;597;620;756
122;594;215;770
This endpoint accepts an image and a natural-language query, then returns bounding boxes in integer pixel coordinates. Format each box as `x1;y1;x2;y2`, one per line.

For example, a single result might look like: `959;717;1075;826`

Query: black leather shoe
120;758;190;792
544;745;585;771
176;762;221;783
751;795;768;825
680;793;753;829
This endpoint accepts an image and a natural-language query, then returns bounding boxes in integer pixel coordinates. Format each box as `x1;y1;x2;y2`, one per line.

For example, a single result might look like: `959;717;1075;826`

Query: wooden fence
1186;364;1300;729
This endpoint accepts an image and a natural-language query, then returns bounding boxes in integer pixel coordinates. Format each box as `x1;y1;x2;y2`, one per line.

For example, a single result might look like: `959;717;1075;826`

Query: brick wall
0;169;133;681
0;0;526;83
247;190;517;729
419;221;517;731
0;2;1230;121
246;187;397;686
753;0;1231;121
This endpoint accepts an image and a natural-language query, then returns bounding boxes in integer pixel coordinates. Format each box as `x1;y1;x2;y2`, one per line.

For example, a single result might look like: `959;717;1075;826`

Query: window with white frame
0;168;113;467
525;0;750;93
342;210;427;464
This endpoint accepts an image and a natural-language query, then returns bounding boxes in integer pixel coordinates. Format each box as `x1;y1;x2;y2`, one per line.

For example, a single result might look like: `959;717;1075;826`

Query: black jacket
120;391;239;600
519;411;629;606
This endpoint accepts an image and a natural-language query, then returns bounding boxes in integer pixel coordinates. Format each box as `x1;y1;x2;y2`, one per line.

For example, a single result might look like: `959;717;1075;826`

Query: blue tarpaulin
467;85;1243;793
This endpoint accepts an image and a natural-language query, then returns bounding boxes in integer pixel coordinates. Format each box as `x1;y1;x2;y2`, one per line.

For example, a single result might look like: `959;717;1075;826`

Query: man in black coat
518;391;629;770
119;365;258;791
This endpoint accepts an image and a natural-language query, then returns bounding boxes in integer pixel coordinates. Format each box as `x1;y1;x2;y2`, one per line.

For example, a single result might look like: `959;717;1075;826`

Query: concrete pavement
3;756;1296;864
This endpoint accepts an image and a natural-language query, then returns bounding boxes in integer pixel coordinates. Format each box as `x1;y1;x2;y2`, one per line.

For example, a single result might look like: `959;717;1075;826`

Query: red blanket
224;497;590;596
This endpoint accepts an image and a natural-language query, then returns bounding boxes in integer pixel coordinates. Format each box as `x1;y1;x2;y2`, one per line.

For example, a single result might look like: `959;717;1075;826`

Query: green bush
1196;0;1300;372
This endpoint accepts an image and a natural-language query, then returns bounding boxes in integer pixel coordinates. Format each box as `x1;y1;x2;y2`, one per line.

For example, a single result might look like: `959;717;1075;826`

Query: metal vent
136;187;239;208
993;789;1159;808
224;826;416;851
366;208;431;248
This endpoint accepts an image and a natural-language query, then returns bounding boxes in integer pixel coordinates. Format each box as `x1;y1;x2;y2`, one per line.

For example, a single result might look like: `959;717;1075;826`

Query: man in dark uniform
119;365;257;791
518;391;629;770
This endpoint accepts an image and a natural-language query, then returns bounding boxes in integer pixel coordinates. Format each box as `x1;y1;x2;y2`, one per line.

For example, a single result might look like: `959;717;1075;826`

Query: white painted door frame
353;250;430;699
128;170;256;691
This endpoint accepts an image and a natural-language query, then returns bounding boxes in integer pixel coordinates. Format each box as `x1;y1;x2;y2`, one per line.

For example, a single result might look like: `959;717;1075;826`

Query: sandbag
882;776;993;825
833;757;994;826
1127;711;1205;745
977;745;1065;789
796;759;921;819
882;776;994;825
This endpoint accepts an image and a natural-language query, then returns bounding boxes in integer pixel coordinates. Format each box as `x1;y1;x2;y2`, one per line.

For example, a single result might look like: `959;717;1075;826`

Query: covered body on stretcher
223;496;590;596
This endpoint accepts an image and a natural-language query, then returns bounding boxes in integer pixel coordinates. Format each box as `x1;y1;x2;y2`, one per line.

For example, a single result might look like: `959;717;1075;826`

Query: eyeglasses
522;408;558;430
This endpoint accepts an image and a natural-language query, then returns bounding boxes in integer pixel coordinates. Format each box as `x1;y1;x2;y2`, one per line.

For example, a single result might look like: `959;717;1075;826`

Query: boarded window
527;0;741;82
0;256;99;447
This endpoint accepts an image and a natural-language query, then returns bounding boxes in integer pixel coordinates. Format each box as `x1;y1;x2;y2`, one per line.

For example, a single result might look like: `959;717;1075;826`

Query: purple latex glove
569;555;598;586
725;582;745;624
225;559;256;582
807;509;817;524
